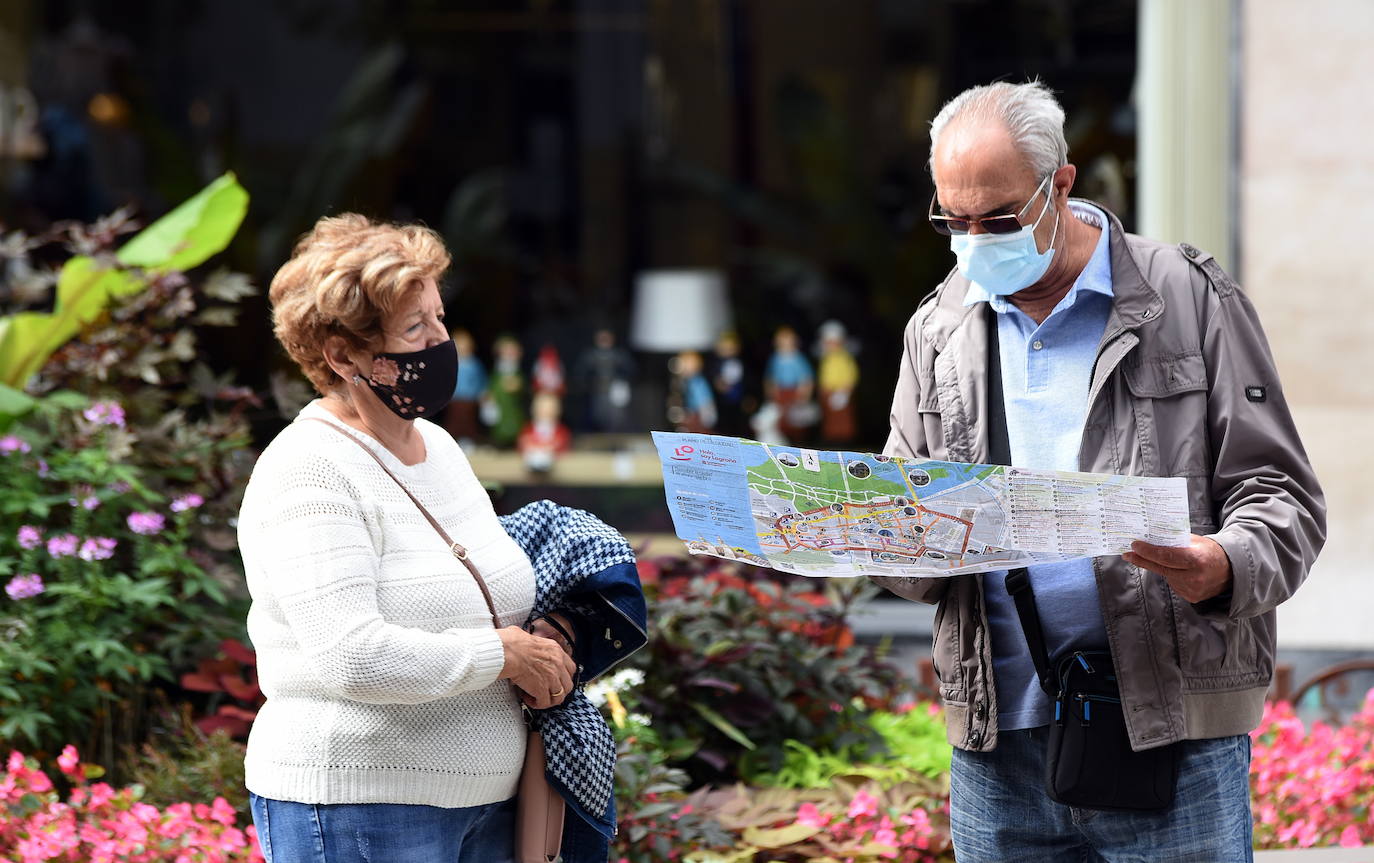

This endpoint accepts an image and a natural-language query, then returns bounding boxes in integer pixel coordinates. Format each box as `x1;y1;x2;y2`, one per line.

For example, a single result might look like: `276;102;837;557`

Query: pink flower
78;537;117;561
87;782;115;808
82;400;126;428
6;574;44;600
126;511;165;535
1340;825;1363;848
211;796;238;826
796;802;829;829
16;525;42;550
873;825;899;857
370;356;401;387
57;746;79;776
0;435;30;454
46;533;79;558
847;788;879;819
170;493;205;513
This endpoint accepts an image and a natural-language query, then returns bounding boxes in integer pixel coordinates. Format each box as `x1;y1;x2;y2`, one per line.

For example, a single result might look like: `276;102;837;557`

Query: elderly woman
239;214;645;862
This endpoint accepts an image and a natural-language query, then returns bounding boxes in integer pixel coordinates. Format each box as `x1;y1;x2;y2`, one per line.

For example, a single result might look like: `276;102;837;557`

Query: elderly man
874;81;1325;861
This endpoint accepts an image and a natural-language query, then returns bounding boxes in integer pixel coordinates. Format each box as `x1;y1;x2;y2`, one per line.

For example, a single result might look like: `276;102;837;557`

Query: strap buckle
451;542;468;560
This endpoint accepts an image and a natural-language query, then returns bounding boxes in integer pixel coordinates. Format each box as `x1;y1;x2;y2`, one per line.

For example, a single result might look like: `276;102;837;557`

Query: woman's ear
322;335;363;384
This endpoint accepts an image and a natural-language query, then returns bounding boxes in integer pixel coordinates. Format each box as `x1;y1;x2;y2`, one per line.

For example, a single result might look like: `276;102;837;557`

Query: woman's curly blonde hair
269;214;451;393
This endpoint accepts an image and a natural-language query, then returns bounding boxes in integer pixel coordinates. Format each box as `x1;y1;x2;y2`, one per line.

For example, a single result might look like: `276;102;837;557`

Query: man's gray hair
929;80;1068;181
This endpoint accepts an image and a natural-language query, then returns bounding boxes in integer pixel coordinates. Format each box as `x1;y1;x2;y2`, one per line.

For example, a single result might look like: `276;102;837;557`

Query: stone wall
1242;0;1374;648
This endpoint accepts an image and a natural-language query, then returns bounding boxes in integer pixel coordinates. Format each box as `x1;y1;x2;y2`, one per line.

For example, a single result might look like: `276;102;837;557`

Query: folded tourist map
652;432;1191;577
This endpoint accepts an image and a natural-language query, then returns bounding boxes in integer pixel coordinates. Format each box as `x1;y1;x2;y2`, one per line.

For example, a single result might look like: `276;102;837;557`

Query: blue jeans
950;728;1253;862
249;793;515;863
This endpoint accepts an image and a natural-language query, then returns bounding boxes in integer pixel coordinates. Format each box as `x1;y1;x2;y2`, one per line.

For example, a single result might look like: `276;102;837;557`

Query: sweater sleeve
244;451;508;705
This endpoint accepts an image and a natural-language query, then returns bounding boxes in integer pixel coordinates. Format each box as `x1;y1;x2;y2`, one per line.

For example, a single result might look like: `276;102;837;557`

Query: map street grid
652;432;1191;578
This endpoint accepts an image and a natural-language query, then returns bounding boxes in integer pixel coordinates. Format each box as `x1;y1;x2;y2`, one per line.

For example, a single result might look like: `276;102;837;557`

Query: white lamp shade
630;268;732;352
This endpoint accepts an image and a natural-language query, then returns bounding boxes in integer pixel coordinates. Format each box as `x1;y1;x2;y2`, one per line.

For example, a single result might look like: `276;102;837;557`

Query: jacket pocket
1168;591;1268;684
930;594;964;695
1123;354;1216;524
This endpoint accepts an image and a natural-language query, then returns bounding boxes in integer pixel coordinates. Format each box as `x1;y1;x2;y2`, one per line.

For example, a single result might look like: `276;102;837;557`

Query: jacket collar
922;199;1164;353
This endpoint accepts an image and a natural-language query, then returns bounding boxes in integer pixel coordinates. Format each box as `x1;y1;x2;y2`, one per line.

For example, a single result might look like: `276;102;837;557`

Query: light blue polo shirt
963;202;1114;730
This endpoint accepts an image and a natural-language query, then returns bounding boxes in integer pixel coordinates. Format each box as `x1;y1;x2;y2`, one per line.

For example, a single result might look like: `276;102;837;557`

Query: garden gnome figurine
483;335;526;448
574;327;636;432
711;330;747;435
668;350;717;433
532;343;566;398
518;391;572;473
763;325;816;443
442;328;487;447
816;320;859;445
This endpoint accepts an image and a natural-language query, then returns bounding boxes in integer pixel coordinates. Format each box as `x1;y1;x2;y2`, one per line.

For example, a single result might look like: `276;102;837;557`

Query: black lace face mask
365;339;459;420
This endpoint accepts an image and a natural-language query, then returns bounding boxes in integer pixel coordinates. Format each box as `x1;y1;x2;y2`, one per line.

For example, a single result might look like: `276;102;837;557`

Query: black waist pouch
1007;570;1179;812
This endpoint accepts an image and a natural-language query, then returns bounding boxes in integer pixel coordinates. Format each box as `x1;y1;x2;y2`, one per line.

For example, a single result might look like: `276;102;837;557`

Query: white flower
610;668;645;691
584;681;610;707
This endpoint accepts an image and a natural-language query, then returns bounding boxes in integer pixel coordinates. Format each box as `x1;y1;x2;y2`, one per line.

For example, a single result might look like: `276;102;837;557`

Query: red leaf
196;715;251;738
181;672;222;693
220;675;262;703
220;638;257;666
217;704;259;722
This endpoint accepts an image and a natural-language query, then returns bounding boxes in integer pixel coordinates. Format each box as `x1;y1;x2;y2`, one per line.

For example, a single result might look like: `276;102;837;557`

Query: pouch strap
985;307;1012;468
987;311;1055;696
301;416;501;629
1004;568;1057;696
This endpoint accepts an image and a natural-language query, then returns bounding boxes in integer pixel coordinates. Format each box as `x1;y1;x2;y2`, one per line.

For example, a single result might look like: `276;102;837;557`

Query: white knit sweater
239;401;534;808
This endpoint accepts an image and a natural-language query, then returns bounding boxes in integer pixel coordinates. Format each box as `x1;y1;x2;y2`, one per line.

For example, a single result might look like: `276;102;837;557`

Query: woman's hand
496;626;576;710
527;613;576;657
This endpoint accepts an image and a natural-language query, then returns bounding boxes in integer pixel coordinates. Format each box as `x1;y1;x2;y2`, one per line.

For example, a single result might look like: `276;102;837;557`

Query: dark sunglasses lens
981;215;1024;235
930;216;968;236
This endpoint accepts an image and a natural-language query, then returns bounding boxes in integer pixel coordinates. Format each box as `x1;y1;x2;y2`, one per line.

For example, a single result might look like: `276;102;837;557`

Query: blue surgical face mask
949;177;1060;296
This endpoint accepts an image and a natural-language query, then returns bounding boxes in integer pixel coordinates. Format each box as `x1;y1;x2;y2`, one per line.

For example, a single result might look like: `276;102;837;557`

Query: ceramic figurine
763;325;816;443
711;330;747;436
816;320;859;445
573;327;636;432
669;350;717;433
483;335;526;448
518;391;572;473
443;328;487;446
532;343;566;398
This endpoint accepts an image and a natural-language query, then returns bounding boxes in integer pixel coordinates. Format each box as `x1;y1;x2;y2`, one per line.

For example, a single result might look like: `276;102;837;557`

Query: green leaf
0;381;36;417
40;390;90;410
201;268;257;302
0;260;143;389
691;701;756;751
116;173;249;272
124;576;174;607
741;822;823;848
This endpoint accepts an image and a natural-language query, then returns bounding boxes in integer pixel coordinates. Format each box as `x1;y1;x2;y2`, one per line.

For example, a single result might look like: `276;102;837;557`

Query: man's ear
322;335;362;383
1054;163;1078;203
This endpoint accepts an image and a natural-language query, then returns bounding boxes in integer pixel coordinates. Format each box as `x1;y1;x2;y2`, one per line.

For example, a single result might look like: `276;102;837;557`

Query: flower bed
1250;691;1374;850
0;747;262;862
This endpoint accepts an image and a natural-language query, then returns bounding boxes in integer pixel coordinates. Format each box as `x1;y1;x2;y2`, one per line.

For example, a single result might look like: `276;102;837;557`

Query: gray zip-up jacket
873;202;1326;753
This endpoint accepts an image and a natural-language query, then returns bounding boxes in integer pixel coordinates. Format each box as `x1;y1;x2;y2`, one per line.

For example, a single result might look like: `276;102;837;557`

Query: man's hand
1122;535;1233;604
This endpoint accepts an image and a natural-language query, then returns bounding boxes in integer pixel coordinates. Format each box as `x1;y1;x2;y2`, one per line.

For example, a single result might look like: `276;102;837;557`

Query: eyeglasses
927;174;1053;236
